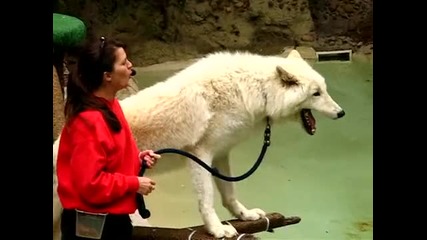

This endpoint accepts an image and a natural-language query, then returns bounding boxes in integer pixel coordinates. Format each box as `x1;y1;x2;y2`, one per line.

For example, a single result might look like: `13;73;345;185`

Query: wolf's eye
313;92;321;96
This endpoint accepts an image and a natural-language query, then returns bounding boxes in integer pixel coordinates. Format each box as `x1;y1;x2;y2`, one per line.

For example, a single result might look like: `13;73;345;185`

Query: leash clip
264;118;271;146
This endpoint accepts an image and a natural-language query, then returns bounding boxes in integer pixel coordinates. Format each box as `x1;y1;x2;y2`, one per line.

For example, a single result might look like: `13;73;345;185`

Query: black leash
137;118;272;219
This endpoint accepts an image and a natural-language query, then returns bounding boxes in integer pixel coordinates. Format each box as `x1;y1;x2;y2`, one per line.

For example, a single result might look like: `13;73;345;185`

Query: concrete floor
131;58;373;240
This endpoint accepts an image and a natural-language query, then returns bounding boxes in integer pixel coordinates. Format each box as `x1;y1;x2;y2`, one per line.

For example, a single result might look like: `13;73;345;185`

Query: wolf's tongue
301;109;316;135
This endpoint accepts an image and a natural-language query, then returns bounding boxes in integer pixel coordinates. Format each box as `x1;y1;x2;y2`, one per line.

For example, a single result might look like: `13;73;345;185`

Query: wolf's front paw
207;223;238;238
239;208;266;221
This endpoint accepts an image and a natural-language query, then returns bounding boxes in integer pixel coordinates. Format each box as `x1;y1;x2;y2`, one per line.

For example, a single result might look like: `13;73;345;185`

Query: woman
56;36;160;240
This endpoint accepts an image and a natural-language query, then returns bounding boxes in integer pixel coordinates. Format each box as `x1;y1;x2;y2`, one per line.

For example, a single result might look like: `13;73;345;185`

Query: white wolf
53;50;345;239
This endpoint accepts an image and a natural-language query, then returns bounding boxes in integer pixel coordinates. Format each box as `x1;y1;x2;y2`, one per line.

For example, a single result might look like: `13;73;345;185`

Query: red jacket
57;98;141;214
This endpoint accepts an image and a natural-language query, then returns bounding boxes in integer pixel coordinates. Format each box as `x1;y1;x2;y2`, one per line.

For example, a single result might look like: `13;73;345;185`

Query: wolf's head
267;50;345;135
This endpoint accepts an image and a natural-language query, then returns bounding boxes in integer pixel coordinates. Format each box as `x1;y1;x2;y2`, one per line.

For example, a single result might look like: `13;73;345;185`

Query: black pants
61;209;133;240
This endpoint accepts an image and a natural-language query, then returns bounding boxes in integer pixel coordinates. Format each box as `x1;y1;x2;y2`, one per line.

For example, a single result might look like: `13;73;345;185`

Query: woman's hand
139;150;161;168
137;176;156;195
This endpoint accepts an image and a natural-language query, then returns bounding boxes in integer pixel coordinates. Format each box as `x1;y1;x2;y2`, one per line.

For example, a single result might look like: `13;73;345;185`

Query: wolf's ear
287;50;302;59
276;66;298;86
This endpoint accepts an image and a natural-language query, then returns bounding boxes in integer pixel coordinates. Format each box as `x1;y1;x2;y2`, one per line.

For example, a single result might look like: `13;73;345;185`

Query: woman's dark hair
64;36;127;132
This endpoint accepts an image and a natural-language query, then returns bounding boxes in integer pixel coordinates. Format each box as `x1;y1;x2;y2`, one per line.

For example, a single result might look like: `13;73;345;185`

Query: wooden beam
132;212;301;240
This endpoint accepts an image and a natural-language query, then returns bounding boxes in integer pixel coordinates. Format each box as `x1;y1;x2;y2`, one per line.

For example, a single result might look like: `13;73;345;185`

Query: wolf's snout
337;110;345;119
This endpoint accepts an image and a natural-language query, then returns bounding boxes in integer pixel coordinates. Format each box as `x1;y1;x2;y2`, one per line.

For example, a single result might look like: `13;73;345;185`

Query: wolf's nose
337;110;345;118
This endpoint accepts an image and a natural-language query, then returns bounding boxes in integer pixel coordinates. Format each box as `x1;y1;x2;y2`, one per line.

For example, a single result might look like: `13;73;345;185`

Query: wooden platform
132;212;301;240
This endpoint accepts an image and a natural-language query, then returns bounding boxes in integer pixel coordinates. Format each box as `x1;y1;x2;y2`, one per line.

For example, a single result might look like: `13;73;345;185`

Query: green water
132;59;373;240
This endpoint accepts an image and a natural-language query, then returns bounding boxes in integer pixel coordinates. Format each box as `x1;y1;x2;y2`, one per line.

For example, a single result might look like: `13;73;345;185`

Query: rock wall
54;0;372;66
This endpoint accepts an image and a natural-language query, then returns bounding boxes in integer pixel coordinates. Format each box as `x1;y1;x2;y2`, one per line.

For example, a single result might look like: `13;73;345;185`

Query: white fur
53;50;344;239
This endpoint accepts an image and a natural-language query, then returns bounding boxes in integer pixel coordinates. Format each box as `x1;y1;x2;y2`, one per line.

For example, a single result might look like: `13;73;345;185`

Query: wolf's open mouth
301;109;316;135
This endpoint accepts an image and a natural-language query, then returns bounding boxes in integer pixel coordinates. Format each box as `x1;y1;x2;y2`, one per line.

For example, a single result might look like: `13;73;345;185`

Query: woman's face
109;47;133;92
